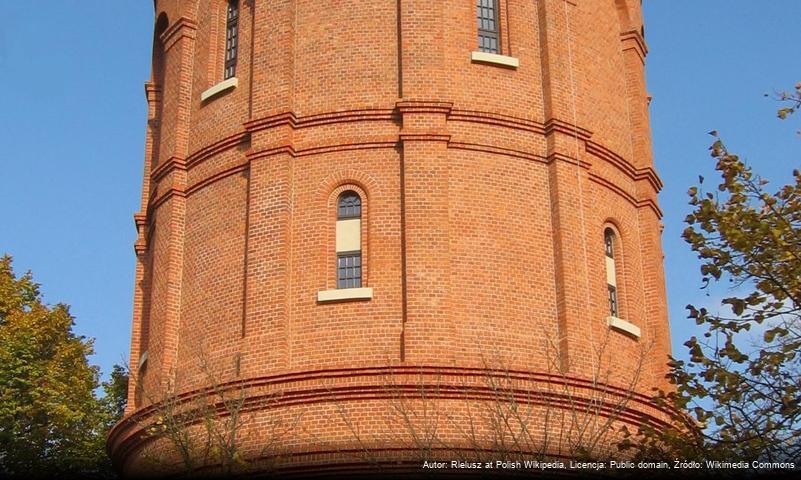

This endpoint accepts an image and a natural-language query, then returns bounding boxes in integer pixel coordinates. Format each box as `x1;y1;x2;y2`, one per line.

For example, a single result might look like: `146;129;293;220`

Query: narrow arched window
336;191;362;289
477;0;500;53
604;228;619;318
224;0;239;79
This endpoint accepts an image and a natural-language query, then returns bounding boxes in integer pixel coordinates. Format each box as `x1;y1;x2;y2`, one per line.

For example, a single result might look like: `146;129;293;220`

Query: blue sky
0;1;798;381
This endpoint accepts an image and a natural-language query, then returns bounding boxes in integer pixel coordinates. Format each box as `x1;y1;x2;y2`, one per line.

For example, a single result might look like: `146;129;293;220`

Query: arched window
337;191;361;220
477;0;500;53
336;191;362;289
604;228;619;318
224;0;239;79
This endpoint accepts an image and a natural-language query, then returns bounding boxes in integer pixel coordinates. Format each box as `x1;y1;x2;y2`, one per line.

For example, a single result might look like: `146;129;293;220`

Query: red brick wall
112;0;673;473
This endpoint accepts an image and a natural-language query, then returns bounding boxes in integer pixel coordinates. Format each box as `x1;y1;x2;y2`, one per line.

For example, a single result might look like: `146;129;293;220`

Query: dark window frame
336;190;363;289
224;0;239;80
605;228;619;317
477;0;500;54
337;251;362;289
604;229;615;258
608;284;619;318
337;191;362;220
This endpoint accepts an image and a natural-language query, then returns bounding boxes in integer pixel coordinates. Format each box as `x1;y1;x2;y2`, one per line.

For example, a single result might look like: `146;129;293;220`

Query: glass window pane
224;0;239;80
476;0;498;54
337;191;362;219
337;253;362;289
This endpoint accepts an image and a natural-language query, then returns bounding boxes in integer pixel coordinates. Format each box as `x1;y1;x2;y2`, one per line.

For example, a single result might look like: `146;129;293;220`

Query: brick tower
109;0;674;475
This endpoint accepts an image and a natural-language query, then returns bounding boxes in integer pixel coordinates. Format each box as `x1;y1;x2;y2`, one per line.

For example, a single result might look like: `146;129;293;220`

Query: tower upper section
147;0;654;173
111;1;673;474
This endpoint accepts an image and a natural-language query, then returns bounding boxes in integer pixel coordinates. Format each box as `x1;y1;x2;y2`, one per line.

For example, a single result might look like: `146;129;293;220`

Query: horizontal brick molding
620;29;649;63
108;366;677;465
158;16;197;51
244;108;398;133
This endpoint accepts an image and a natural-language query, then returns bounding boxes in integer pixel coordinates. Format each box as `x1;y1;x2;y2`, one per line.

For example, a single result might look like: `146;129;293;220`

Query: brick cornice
448;109;547;134
246;145;296;161
150;187;186;211
133;211;148;256
589;173;663;219
586;139;636;176
159;16;198;51
133;212;147;229
133;240;147;257
143;81;160;96
637;198;664;219
186;131;248;168
634;167;664;192
546;152;592;169
150;155;187;183
185;164;248;197
621;29;649;63
544;118;593;141
586;140;663;193
147;109;661;226
244;109;398;134
246;140;399;162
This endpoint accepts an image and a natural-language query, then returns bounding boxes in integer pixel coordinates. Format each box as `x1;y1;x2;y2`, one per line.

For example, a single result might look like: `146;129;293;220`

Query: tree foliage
775;82;801;124
622;83;801;463
0;255;118;476
102;364;129;428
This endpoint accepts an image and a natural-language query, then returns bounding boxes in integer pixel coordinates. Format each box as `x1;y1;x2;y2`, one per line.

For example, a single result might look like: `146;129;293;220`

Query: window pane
337;253;362;289
476;0;498;54
224;0;239;79
337;191;362;219
608;285;618;317
605;230;615;258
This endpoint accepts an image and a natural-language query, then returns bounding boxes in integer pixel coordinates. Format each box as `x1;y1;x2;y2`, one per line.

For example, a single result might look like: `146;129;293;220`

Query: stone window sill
200;77;238;102
470;51;519;69
607;316;641;339
317;287;373;303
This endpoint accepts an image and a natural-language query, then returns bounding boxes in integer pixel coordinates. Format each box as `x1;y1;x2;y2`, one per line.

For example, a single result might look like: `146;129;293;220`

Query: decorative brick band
244;108;398;133
586;140;663;192
108;365;677;466
150;155;188;184
185;163;248;197
448;109;547;134
620;29;649;63
165;109;657;207
589;173;663;219
158;16;198;52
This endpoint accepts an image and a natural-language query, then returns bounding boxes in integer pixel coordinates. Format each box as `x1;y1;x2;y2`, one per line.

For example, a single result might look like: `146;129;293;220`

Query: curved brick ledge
144;108;662;225
108;366;677;468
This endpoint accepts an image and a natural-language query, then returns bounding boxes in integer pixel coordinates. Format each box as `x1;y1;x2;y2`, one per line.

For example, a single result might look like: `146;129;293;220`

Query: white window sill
200;77;238;102
317;287;373;303
607;316;641;339
470;51;519;69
